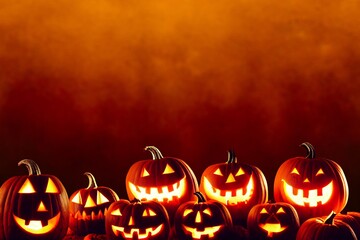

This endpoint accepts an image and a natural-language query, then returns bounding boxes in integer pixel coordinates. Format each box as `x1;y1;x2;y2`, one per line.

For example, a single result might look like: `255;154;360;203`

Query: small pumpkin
334;212;360;239
296;211;357;240
274;142;349;223
105;198;170;240
69;172;119;236
174;192;233;240
200;149;268;226
0;159;69;240
247;202;300;239
126;146;199;220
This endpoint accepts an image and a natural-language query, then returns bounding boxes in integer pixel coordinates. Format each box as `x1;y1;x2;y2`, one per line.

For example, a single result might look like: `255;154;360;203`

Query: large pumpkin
200;149;268;226
126;146;199;220
296;211;357;240
247;202;300;240
69;172;119;236
174;192;233;240
105;198;170;240
0;159;69;240
274;142;349;223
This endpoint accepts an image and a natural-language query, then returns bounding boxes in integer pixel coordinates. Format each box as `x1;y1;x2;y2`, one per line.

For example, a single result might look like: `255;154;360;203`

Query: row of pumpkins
0;142;358;240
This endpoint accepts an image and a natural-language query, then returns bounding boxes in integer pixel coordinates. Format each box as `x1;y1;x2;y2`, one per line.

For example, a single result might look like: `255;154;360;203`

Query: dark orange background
1;0;359;211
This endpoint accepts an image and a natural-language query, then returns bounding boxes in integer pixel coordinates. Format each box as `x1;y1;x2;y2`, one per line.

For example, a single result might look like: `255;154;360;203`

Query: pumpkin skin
200;150;268;226
174;192;233;240
334;212;360;239
247;202;300;240
296;212;357;240
105;198;170;240
69;172;119;236
126;146;199;220
0;159;69;240
274;142;349;223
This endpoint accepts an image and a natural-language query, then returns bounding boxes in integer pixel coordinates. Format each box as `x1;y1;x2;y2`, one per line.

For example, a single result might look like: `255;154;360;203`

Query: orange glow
84;195;96;208
259;223;287;237
18;179;35;194
71;192;82;204
96;191;109;205
37;201;48;212
203;175;254;205
195;212;202;223
111;208;122;216
225;173;236;183
112;224;163;239
163;164;175;174
183;225;222;239
235;168;245;176
142;168;150;177
45;178;59;193
214;169;223;176
282;180;333;207
13;213;60;235
183;209;193;217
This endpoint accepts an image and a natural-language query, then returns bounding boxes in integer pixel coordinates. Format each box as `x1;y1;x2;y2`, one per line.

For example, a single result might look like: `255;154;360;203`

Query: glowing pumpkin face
126;146;199;219
174;192;233;240
105;199;170;240
274;142;349;223
200;150;268;226
69;172;119;236
247;202;300;240
0;159;69;240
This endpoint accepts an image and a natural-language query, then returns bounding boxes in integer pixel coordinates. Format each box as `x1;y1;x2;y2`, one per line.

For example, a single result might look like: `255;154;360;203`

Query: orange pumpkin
126;146;199;220
200;149;268;226
247;202;300;239
296;211;357;240
0;159;69;240
174;192;233;240
69;172;119;236
274;142;349;223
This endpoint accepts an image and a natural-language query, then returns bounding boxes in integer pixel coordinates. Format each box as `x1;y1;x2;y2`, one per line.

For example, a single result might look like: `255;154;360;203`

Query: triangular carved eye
84;195;96;208
316;168;324;176
163;164;175;174
260;208;268;214
203;208;212;216
291;168;300;175
45;178;59;193
214;168;223;176
111;208;122;216
143;209;157;217
235;167;245;176
142;168;150;177
96;191;109;205
71;192;82;204
18;179;36;194
277;207;285;214
183;209;193;217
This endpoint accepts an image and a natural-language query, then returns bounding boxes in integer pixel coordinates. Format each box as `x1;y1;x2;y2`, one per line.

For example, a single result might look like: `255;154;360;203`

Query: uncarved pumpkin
0;159;69;240
274;142;349;223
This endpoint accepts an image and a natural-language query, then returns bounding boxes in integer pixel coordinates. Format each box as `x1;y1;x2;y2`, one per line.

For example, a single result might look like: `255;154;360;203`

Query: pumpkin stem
18;159;41;175
84;172;98;188
130;198;141;204
324;211;337;225
194;192;206;203
226;149;237;164
300;142;316;159
145;146;164;160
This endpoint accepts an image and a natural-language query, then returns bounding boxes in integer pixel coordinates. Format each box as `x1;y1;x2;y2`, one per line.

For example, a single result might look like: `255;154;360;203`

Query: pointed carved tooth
82;211;88;220
98;210;104;219
75;211;81;219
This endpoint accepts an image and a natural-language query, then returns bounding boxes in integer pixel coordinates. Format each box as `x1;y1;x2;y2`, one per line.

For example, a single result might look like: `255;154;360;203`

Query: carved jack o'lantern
126;146;199;220
105;198;170;240
69;172;119;236
174;192;233;240
247;202;300;240
0;159;69;240
274;142;349;223
200;150;268;226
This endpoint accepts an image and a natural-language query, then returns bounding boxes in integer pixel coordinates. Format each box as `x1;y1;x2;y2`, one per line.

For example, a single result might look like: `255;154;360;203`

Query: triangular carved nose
303;178;310;183
226;173;236;183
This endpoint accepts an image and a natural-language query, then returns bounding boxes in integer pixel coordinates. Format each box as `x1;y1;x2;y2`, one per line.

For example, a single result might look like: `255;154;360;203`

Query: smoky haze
1;0;360;210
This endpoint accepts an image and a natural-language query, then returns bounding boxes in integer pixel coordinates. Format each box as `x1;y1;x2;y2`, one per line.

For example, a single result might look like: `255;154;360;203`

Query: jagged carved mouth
71;208;108;221
203;176;254;205
282;180;333;207
13;212;60;235
111;223;163;239
259;223;287;237
128;177;186;203
183;225;222;239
